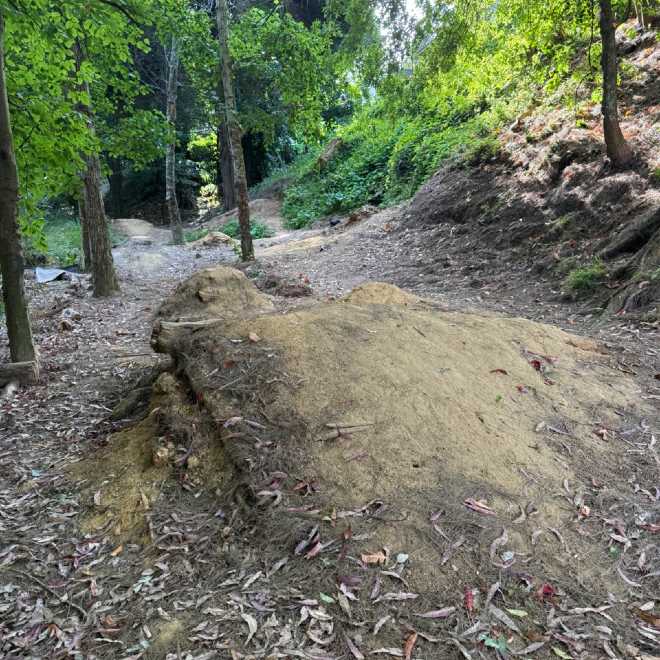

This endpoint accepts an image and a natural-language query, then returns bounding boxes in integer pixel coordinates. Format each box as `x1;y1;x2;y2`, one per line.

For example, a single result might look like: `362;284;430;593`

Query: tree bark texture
80;151;119;296
216;0;254;261
0;13;37;364
74;42;119;296
108;155;124;218
78;199;92;272
165;36;183;245
599;0;634;168
217;121;236;211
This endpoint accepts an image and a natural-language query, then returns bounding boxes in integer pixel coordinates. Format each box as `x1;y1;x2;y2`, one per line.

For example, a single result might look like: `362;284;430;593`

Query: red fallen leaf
305;541;322;559
295;526;320;556
222;359;236;369
516;384;529;393
464;587;475;613
464;498;496;516
530;359;542;371
543;377;555;385
195;391;204;404
403;631;418;660
536;582;556;601
490;369;508;375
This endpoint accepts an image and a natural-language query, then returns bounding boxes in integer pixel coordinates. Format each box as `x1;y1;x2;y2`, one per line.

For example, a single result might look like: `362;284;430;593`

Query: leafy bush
221;218;274;239
280;104;509;228
565;260;607;292
184;227;210;243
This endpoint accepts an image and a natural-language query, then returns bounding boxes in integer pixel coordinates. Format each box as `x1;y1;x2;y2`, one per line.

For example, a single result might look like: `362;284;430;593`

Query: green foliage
184;227;210;243
281;101;510;227
277;0;617;227
221;218;274;239
25;212;126;267
651;167;660;184
565;260;608;292
231;8;336;143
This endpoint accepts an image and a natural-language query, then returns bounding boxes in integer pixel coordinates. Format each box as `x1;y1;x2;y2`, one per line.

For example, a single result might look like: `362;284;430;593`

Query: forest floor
1;195;658;659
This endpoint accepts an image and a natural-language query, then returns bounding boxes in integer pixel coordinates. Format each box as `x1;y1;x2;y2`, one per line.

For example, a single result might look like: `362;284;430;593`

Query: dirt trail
1;203;658;659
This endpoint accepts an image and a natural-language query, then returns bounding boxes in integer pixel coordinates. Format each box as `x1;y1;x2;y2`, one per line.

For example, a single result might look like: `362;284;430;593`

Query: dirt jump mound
84;268;657;658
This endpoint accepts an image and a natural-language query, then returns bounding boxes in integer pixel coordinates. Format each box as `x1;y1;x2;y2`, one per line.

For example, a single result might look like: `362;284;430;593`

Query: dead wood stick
5;567;89;619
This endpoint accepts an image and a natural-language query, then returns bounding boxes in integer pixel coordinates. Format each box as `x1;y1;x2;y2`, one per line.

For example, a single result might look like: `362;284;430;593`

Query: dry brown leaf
362;549;387;565
403;631;417;660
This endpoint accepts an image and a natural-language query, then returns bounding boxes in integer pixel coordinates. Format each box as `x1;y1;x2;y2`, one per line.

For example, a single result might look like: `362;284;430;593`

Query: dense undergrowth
280;108;507;228
274;0;623;229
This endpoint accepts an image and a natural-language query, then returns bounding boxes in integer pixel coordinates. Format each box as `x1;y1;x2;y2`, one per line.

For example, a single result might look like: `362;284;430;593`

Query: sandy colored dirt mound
155;265;274;323
74;269;657;657
152;273;647;592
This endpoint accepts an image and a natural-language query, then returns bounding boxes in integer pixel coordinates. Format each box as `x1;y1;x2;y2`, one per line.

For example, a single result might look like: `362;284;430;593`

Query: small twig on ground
4;568;89;619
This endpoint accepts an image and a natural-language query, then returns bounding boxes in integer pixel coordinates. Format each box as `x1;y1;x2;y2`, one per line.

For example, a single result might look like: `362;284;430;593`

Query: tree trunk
217;121;236;211
599;0;634;168
78;199;92;272
80;152;119;296
216;0;254;261
107;155;124;218
165;36;183;245
74;42;119;296
0;13;37;366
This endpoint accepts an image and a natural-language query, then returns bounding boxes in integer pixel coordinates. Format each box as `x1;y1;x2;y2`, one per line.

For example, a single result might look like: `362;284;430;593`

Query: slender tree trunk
0;13;36;366
80;152;118;296
78;199;92;272
74;42;119;296
217;121;236;211
165;37;183;245
599;0;634;168
108;155;124;218
216;0;253;261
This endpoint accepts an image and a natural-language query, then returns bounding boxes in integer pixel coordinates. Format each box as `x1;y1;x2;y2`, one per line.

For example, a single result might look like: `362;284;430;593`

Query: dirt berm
141;266;649;597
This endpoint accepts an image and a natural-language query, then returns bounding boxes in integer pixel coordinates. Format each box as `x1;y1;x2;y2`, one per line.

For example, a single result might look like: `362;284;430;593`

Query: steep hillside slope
395;26;660;319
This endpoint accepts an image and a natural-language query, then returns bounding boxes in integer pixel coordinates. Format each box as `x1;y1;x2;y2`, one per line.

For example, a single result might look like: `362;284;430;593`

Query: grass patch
565;260;607;292
184;227;210;243
221;218;274;239
26;214;127;267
